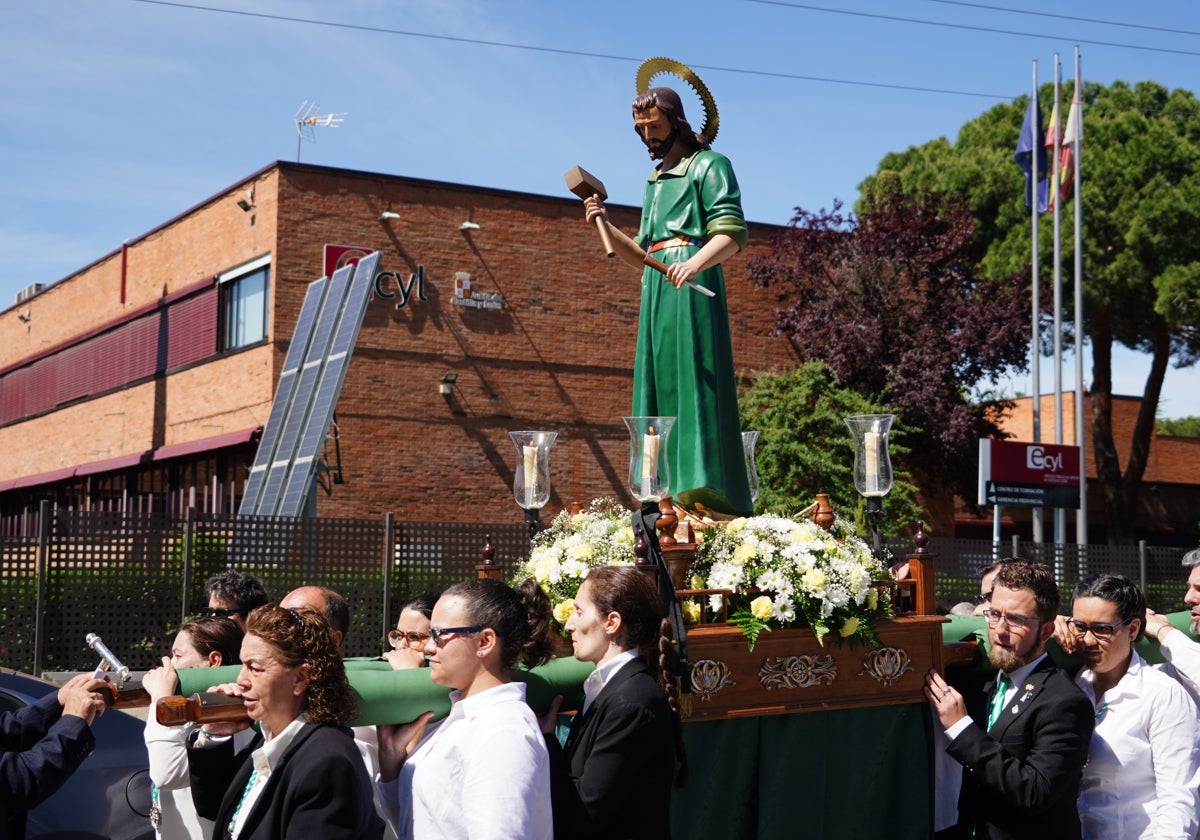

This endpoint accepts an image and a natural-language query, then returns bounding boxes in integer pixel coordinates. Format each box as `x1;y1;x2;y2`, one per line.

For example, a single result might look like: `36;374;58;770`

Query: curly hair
178;615;243;665
583;566;689;787
993;561;1060;622
244;604;357;725
440;578;555;670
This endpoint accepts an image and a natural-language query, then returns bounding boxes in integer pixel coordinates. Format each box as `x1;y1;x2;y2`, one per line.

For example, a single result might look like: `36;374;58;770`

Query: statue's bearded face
634;106;677;160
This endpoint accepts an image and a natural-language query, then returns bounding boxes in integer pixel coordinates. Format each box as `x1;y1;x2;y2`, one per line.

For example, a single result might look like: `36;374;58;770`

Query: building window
218;255;270;350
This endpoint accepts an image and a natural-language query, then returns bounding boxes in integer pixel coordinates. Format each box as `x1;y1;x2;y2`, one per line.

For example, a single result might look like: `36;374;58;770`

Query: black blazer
947;656;1093;840
197;722;383;840
547;657;676;840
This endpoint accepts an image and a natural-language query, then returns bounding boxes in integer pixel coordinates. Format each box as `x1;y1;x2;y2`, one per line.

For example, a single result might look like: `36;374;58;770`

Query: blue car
0;669;154;840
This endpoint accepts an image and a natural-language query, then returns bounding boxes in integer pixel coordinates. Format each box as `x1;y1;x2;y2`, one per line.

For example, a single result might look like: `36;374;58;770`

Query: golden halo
635;56;719;146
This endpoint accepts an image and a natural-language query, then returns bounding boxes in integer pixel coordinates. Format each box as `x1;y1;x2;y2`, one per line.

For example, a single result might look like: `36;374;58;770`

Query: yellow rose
867;588;879;611
840;617;860;637
690;574;705;590
567;542;595;561
553;600;574;625
801;568;826;591
681;600;702;625
733;541;757;565
726;518;748;534
750;595;774;621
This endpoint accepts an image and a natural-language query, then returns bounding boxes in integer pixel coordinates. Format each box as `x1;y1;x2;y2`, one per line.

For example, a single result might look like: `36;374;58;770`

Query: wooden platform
682;614;947;720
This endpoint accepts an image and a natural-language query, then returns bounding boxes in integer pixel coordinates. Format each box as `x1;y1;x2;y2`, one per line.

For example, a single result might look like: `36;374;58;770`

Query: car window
0;690;27;714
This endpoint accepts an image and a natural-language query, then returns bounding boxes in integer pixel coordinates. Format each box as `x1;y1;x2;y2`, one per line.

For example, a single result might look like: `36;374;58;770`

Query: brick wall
0;163;798;521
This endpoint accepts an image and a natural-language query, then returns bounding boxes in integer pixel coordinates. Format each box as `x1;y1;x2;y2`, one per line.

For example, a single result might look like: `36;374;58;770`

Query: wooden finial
634;526;650;566
481;533;496;565
912;521;929;554
813;493;835;531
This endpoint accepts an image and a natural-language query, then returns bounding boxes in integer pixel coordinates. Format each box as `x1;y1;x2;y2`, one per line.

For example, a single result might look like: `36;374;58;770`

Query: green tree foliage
746;191;1029;503
740;361;924;538
862;80;1200;544
1157;416;1200;438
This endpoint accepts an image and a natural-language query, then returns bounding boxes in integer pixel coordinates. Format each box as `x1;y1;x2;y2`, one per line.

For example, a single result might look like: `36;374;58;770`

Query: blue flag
1013;97;1049;213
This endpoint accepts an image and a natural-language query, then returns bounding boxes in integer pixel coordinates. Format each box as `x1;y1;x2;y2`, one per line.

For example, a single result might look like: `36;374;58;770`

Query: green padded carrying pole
174;655;594;726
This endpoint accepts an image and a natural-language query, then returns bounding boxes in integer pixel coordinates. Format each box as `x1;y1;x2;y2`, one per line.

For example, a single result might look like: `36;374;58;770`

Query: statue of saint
585;60;752;516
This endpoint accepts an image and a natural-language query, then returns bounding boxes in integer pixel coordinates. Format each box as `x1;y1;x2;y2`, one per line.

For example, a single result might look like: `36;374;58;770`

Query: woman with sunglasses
377;577;556;839
376;592;440;839
383;592;437;670
545;565;687;840
1069;574;1200;839
192;604;385;839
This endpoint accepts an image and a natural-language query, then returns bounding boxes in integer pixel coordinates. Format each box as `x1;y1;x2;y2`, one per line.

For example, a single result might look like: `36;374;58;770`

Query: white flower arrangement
515;498;638;633
693;513;892;649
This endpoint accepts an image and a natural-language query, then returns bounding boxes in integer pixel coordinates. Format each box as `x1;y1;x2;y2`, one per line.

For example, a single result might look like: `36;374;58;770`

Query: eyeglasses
387;629;431;648
201;607;244;619
1065;617;1133;641
973;591;993;606
981;609;1043;631
427;626;484;647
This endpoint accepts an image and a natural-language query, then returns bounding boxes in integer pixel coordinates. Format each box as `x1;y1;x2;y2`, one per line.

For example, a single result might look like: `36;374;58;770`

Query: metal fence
0;503;528;675
1;504;1194;675
894;535;1195;615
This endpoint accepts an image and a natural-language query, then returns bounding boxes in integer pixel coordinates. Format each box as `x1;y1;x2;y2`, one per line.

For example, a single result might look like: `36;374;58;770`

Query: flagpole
1030;60;1044;545
1051;56;1065;547
1072;46;1087;551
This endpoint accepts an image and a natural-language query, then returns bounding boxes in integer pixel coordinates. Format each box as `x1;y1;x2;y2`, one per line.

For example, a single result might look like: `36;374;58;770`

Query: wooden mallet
564;165;616;257
564;165;715;298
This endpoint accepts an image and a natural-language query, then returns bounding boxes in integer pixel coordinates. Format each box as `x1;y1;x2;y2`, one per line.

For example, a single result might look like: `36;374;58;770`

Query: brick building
0;162;799;530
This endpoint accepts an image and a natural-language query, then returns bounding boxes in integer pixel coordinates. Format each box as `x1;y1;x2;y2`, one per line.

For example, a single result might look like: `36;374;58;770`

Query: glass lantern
844;414;896;498
623;416;675;503
741;430;760;506
509;431;557;510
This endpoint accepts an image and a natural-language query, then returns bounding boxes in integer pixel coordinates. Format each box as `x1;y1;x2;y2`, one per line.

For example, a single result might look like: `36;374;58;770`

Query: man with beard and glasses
924;561;1093;840
583;75;753;517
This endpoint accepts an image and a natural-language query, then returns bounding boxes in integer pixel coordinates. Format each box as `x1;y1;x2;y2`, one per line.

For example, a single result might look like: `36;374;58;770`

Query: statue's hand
583;194;607;224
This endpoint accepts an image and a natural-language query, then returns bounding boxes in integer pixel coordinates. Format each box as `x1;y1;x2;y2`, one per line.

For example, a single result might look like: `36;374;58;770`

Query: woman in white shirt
1069;574;1200;839
142;615;242;840
378;578;556;840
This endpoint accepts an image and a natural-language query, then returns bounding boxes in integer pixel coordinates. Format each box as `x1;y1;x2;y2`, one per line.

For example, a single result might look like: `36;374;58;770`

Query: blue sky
4;0;1199;417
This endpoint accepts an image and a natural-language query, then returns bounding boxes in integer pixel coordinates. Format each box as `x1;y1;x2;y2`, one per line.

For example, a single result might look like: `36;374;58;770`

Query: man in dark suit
1;674;108;840
925;561;1093;840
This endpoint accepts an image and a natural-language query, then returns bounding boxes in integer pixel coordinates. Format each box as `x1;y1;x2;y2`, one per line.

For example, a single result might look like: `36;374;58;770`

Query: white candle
641;426;660;498
864;431;881;495
523;444;538;507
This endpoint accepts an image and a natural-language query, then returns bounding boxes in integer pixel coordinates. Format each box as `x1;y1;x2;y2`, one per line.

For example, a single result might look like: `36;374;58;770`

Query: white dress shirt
582;648;638;713
1075;650;1200;840
227;715;308;840
144;718;211;840
410;682;551;840
1158;628;1200;708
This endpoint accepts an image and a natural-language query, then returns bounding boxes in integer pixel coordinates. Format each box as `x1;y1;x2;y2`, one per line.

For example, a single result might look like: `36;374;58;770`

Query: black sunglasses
973;591;993;606
201;607;245;619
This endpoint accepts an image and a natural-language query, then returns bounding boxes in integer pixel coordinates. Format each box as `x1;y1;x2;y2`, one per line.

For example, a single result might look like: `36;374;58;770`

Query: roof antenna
294;100;346;163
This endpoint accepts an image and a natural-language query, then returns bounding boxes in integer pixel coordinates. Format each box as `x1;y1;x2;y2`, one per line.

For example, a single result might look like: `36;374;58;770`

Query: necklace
226;769;259;839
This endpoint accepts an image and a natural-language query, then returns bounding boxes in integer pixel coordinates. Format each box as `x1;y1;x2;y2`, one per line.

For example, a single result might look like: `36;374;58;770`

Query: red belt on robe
646;235;703;255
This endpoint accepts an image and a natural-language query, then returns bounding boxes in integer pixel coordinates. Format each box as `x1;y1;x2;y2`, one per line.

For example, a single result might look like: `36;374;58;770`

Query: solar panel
250;261;355;517
238;276;330;516
275;251;380;517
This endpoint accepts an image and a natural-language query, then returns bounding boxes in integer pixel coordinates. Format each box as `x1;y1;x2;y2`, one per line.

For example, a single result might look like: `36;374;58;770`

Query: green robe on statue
635;148;752;516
